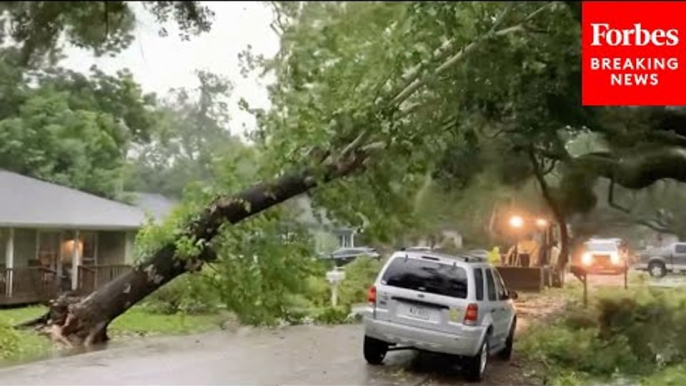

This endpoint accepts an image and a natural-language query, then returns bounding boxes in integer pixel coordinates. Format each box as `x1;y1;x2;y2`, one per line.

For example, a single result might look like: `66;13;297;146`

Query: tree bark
569;147;686;190
528;149;570;276
28;143;378;345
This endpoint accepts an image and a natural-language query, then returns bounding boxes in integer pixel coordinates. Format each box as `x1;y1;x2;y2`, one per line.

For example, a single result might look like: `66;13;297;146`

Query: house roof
128;192;177;223
290;195;354;231
0;170;146;230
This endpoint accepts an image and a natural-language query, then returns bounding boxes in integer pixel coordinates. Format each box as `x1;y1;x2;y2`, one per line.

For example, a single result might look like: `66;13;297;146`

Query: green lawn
0;306;52;364
0;305;228;337
0;305;228;365
0;306;47;325
109;308;229;337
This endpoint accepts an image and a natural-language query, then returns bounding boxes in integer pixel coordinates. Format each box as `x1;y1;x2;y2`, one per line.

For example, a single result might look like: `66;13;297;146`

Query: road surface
0;324;531;385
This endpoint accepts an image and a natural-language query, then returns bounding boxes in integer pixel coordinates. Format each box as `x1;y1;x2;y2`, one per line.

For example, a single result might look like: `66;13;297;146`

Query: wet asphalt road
0;324;528;386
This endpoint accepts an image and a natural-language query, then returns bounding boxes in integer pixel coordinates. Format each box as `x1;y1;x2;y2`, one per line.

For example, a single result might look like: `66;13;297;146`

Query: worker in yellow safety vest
488;246;501;265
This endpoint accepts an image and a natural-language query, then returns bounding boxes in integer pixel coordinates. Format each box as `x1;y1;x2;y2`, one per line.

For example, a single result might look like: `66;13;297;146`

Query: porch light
62;239;83;258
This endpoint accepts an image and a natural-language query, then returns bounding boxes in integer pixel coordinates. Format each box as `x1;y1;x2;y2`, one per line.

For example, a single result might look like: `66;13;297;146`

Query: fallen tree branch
390;2;554;107
31;134;386;346
390;3;516;102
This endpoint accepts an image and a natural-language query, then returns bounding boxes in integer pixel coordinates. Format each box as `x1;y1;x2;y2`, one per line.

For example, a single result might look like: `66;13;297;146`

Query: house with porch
0;170;175;305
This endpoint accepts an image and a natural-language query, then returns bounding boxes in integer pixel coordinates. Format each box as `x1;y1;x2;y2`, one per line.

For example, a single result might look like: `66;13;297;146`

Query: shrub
338;256;382;309
519;323;640;376
141;271;220;315
304;275;331;308
594;289;686;365
520;287;686;383
314;305;351;324
0;321;20;360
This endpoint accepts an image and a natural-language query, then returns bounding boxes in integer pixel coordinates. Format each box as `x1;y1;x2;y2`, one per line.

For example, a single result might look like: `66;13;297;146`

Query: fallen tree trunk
24;143;378;345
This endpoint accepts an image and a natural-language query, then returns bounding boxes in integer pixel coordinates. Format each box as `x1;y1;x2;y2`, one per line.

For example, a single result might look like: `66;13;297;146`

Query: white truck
635;242;686;278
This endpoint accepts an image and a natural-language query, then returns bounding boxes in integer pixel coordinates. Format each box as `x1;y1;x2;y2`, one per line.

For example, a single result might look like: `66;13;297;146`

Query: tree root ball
18;294;110;347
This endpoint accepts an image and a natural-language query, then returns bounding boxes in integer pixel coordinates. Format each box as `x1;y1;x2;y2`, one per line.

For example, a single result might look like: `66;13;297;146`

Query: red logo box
582;1;686;106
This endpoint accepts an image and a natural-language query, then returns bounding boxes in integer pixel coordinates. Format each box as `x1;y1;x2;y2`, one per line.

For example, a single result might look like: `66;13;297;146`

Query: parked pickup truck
635;242;686;278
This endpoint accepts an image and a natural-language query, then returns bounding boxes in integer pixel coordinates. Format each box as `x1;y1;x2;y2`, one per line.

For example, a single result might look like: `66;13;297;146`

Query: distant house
289;195;361;254
0;170;175;305
414;229;464;250
127;192;178;223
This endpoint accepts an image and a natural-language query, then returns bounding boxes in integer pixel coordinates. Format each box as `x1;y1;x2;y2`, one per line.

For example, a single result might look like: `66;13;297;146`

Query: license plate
408;305;431;320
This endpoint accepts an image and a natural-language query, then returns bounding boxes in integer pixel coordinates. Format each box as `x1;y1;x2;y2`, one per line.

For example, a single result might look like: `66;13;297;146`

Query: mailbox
326;269;346;284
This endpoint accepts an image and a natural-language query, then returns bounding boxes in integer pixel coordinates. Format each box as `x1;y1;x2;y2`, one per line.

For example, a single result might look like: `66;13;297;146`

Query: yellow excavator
494;211;560;291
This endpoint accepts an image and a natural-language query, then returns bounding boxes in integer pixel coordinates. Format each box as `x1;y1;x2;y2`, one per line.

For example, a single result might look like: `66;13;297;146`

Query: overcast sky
60;1;280;140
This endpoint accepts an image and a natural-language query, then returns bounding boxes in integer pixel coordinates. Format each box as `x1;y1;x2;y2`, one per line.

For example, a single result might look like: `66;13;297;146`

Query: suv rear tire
464;337;489;382
363;336;388;365
498;318;516;360
649;261;667;278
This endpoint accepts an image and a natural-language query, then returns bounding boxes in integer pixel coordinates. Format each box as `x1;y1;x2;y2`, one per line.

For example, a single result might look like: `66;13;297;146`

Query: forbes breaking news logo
581;1;686;106
589;23;679;86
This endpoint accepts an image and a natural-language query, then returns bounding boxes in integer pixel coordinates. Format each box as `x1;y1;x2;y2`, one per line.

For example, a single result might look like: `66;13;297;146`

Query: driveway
0;324;531;386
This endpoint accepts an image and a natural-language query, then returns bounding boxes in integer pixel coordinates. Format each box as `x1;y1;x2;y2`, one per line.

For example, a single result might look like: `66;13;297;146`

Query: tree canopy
0;56;157;197
0;1;214;66
251;1;686;245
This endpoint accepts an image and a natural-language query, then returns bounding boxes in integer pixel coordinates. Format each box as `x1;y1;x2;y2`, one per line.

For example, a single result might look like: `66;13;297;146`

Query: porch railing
78;264;132;294
0;267;58;305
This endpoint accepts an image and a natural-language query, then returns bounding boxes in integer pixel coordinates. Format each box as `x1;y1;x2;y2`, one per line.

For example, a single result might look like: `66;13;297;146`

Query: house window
338;234;352;248
81;232;97;266
37;231;61;270
61;231;97;266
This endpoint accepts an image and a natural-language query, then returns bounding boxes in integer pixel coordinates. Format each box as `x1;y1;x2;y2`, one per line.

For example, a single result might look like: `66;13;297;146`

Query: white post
124;231;134;264
5;228;14;297
326;269;346;307
331;282;339;307
71;230;80;291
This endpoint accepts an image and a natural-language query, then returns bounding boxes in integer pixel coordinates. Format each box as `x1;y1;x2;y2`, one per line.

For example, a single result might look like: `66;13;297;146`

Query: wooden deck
0;265;132;306
0;267;58;306
77;264;133;295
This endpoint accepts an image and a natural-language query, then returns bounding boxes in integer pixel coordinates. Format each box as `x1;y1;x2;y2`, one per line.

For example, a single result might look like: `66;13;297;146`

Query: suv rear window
380;257;468;299
474;268;484;301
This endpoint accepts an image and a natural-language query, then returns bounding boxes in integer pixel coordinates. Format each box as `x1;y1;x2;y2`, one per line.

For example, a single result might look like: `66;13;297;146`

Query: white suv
362;250;518;382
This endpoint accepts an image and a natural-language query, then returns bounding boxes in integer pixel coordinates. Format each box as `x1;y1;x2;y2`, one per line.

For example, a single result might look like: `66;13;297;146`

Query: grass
641;364;686;385
109;308;230;337
0;306;47;325
0;305;228;337
0;305;229;366
0;306;53;364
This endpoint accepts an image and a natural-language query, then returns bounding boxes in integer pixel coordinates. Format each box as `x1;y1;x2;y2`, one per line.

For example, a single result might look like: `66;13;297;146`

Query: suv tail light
464;303;479;325
367;285;377;304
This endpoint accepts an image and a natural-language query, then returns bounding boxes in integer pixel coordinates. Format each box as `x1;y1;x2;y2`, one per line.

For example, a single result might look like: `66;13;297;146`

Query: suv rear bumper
363;315;486;357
